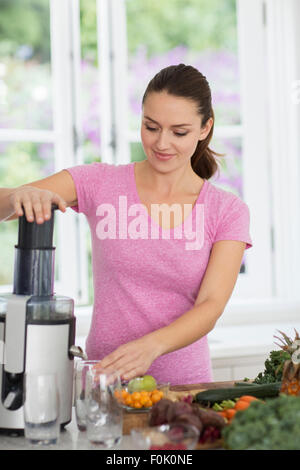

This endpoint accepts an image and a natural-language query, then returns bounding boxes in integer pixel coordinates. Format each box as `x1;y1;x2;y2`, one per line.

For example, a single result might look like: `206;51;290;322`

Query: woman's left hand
97;336;162;381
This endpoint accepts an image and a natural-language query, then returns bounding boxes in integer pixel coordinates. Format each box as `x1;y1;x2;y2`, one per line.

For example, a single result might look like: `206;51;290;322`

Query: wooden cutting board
170;380;236;391
123;380;235;448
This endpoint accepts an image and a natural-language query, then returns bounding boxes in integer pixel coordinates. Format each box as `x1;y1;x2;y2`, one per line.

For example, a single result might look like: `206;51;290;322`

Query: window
2;0;300;333
0;0;53;290
0;0;89;303
94;0;300;315
100;0;273;301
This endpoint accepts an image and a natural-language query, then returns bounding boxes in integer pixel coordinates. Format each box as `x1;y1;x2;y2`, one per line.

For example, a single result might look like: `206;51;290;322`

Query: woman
0;64;252;385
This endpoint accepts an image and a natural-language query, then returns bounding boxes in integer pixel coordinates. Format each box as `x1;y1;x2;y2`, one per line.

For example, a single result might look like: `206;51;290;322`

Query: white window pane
210;136;243;198
0;141;54;286
79;0;102;164
0;0;52;130
210;136;247;274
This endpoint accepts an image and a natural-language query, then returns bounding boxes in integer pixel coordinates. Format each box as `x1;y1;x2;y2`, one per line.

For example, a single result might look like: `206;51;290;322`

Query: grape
199;426;221;444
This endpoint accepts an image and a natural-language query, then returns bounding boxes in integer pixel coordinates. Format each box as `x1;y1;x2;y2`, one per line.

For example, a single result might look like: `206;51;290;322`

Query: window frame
0;0;89;304
50;0;89;304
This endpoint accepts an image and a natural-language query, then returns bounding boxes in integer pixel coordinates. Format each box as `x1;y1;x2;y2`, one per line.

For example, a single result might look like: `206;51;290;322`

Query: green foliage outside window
0;0;242;287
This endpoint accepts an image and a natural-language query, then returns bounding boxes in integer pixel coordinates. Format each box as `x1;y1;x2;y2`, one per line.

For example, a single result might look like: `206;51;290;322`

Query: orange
125;395;133;406
151;392;162;404
140;396;149;407
133;401;142;409
131;392;141;401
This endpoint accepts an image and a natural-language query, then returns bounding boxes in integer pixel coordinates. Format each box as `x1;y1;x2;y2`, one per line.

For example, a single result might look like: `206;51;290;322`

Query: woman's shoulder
204;180;251;233
205;181;252;248
67;161;132;181
206;180;248;211
76;161;132;173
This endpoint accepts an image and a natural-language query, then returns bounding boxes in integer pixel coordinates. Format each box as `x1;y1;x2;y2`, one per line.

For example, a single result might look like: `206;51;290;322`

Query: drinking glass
74;359;100;431
85;367;123;448
23;372;60;445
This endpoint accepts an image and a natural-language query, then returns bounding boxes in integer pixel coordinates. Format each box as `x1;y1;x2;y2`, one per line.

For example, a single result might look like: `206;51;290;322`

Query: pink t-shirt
66;162;252;385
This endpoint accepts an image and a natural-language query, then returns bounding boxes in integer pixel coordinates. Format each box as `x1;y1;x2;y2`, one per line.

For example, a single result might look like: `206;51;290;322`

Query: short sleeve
213;196;253;250
65;162;108;216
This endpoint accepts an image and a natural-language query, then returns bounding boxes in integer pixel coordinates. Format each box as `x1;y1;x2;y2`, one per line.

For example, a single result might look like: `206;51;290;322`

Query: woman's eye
145;125;158;132
174;132;187;137
145;124;187;137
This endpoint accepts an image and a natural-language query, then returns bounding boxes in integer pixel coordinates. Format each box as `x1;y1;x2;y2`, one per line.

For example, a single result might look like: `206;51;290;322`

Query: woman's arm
0;170;77;223
99;240;246;380
147;240;246;355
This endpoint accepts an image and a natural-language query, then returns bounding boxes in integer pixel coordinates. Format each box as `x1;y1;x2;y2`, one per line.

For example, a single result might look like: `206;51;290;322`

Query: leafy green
222;394;300;450
252;350;291;384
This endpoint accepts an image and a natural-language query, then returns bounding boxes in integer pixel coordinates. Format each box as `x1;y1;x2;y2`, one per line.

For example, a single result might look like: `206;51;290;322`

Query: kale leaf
252;350;290;384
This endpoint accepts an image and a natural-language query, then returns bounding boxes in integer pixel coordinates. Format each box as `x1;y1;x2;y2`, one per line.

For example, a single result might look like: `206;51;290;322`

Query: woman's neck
136;159;202;198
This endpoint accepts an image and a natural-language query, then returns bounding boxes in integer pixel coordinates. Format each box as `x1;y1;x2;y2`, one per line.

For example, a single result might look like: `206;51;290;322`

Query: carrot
226;408;236;420
239;395;259;403
234;400;250;411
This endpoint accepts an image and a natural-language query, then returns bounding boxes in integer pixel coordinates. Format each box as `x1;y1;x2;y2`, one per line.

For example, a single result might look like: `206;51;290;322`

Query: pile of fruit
115;375;165;409
115;388;164;409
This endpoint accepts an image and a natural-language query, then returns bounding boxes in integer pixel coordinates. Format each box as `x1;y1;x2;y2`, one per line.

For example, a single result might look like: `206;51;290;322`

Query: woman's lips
153;151;176;161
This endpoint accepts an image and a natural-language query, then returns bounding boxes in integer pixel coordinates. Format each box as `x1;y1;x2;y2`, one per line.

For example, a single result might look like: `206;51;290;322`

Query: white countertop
207;321;300;358
0;408;138;451
3;322;296;450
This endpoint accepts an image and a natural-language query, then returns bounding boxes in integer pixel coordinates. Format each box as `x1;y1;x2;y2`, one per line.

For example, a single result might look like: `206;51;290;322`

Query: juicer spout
69;345;88;360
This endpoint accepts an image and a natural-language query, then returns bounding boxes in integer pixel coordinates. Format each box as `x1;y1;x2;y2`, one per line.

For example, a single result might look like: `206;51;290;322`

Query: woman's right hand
9;185;67;224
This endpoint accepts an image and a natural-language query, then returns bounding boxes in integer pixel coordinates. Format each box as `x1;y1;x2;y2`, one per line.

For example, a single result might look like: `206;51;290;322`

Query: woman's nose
156;130;170;150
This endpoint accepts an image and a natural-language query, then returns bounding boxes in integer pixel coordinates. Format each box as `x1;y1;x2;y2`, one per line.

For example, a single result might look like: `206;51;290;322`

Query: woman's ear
199;117;213;141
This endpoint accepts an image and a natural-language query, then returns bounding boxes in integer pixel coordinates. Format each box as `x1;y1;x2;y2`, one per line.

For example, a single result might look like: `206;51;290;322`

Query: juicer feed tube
13;249;55;296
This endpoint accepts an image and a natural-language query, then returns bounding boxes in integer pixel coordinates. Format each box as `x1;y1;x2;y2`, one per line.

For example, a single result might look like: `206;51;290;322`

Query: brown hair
142;64;223;179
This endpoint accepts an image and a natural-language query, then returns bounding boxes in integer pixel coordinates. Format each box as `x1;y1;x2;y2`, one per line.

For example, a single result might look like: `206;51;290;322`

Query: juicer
0;205;81;433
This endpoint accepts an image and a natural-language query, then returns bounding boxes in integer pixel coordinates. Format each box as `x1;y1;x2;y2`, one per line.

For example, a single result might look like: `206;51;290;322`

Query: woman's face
141;91;212;172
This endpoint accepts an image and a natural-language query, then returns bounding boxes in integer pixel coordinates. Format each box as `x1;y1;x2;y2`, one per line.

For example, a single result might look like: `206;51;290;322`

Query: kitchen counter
0;408;137;450
0;381;233;451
